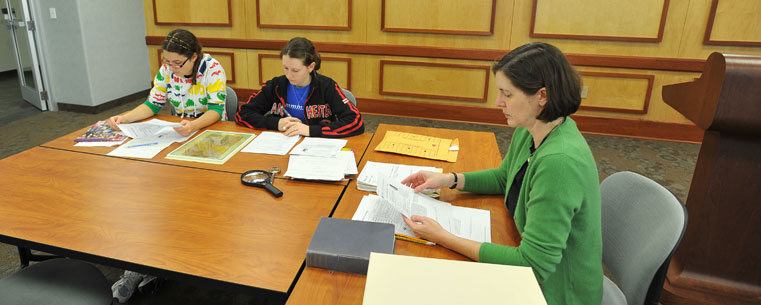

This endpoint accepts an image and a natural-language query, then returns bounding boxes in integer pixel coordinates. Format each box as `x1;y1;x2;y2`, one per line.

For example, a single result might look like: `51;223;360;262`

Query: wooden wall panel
381;0;495;35
257;54;352;91
380;60;489;103
578;72;654;114
256;0;351;30
704;0;761;46
153;0;232;26
531;0;668;42
144;0;247;38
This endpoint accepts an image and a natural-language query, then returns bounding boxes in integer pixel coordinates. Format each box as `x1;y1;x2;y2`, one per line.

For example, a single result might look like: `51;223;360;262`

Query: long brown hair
162;29;203;85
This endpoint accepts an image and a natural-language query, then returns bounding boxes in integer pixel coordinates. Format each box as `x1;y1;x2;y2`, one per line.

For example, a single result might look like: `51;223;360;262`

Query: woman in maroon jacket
235;37;364;138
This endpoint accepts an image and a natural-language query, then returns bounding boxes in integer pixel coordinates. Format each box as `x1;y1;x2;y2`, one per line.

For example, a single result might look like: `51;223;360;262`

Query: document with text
352;175;491;242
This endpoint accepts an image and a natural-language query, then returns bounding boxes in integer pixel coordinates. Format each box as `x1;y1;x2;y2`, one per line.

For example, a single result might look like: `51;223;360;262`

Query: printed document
241;131;301;155
290;137;347;157
353;175;491;242
284;150;357;181
356;161;441;196
117;119;196;143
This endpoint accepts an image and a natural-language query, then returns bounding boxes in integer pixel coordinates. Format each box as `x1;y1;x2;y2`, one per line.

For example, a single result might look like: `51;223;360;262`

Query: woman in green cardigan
401;42;602;305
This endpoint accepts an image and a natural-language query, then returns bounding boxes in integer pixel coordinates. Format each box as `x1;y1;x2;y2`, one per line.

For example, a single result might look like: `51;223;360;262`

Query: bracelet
449;172;458;189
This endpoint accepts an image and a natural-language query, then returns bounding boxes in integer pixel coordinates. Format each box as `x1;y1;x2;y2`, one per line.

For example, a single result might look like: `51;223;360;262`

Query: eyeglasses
162;56;190;68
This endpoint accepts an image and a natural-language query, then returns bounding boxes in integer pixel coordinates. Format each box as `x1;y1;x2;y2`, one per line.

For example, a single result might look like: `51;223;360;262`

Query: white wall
0;22;18;72
78;0;149;104
32;0;149;107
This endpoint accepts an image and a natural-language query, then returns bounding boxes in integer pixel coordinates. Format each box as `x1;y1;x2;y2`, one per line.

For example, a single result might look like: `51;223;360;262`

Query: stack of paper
356;161;442;196
107;119;197;159
283;138;358;181
352;175;491;243
240;131;301;155
363;253;547;305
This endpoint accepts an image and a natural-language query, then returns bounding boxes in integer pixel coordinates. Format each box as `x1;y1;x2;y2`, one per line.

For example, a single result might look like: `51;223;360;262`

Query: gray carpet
0;70;700;304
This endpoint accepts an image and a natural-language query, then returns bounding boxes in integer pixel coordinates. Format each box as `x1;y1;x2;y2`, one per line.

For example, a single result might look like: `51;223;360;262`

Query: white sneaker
111;270;145;303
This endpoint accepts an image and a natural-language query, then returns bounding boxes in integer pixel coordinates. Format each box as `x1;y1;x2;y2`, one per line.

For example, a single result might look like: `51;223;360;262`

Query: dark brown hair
162;29;202;85
280;37;321;78
492;42;582;122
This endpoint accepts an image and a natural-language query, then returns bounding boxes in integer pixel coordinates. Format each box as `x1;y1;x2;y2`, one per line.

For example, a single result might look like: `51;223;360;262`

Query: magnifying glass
241;170;283;198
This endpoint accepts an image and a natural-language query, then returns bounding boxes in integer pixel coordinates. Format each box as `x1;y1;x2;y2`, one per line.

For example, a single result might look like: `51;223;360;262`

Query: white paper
367;174;491;243
117;119;195;143
283;150;358;181
289;137;347;157
357;161;441;195
241;132;301;155
106;138;174;159
353;194;419;237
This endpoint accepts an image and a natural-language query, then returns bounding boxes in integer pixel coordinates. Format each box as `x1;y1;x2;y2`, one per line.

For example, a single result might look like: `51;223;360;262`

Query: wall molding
530;0;669;43
145;36;706;72
156;50;237;84
703;0;761;47
380;0;496;36
257;54;352;90
255;0;352;30
578;71;654;114
379;60;490;103
152;0;233;27
233;87;701;143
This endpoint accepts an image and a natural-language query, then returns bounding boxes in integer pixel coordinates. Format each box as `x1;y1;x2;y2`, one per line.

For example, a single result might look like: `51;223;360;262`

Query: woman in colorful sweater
108;29;226;137
235;37;363;138
401;42;602;305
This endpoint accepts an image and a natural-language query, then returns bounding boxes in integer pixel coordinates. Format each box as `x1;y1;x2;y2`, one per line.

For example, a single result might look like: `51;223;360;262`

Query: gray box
306;217;395;274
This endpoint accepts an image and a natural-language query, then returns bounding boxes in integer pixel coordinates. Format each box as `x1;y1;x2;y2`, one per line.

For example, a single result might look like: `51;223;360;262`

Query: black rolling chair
0;258;112;305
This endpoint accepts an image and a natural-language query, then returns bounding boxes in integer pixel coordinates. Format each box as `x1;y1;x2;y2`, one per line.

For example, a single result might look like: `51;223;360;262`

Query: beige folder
363;253;547;305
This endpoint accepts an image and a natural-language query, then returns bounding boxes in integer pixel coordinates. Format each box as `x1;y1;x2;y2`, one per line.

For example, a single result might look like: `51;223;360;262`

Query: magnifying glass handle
265;183;283;198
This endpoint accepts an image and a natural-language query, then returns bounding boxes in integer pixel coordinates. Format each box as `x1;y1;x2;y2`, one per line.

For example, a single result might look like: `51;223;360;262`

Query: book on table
305;217;395;275
75;121;127;142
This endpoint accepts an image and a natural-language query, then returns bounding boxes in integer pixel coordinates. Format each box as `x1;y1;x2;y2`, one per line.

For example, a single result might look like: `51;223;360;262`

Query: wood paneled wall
142;0;761;142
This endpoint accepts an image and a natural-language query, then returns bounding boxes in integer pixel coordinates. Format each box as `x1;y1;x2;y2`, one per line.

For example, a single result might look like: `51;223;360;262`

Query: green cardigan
463;118;602;305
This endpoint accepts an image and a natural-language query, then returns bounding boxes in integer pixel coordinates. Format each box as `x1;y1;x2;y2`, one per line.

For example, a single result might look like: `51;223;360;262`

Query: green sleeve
143;100;161;115
462;158;510;194
207;103;224;116
478;153;584;283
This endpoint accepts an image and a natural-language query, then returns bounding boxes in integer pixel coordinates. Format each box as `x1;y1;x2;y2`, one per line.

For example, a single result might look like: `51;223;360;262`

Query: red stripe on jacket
322;84;362;135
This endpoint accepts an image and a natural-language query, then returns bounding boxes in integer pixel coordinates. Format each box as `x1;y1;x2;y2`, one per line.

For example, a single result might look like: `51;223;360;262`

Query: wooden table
0;146;351;296
41;116;375;181
285;124;521;305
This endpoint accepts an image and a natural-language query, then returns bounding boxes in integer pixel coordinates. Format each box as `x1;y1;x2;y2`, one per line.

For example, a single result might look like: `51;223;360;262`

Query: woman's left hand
282;121;309;137
174;120;197;137
403;215;450;243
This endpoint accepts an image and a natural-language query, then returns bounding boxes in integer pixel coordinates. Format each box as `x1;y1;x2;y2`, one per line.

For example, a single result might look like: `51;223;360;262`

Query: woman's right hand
401;171;454;193
278;117;302;131
107;115;128;130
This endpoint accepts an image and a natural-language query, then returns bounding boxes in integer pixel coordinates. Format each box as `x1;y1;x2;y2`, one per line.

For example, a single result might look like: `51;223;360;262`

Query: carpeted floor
0;71;700;304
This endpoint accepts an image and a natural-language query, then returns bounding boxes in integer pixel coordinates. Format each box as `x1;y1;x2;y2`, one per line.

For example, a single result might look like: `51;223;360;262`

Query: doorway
1;0;48;112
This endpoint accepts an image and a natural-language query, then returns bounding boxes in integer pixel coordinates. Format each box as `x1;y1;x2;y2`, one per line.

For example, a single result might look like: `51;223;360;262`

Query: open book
352;175;491;243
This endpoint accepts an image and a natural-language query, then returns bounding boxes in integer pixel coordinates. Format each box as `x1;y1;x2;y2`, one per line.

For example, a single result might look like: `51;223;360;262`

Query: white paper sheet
106;138;174;159
289;137;347;157
241;132;301;155
74;138;127;147
366;174;491;243
357;161;441;194
117;119;196;143
283;151;357;181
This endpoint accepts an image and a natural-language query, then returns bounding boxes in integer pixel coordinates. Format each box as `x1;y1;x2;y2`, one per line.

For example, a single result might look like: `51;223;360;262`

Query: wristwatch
449;172;458;189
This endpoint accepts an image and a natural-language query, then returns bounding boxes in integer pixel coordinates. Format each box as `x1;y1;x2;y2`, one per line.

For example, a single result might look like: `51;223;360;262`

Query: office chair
225;86;238;121
340;88;358;107
600;171;688;305
0;258;111;305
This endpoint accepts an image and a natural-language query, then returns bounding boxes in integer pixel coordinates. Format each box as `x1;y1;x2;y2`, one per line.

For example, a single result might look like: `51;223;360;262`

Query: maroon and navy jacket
235;74;364;138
